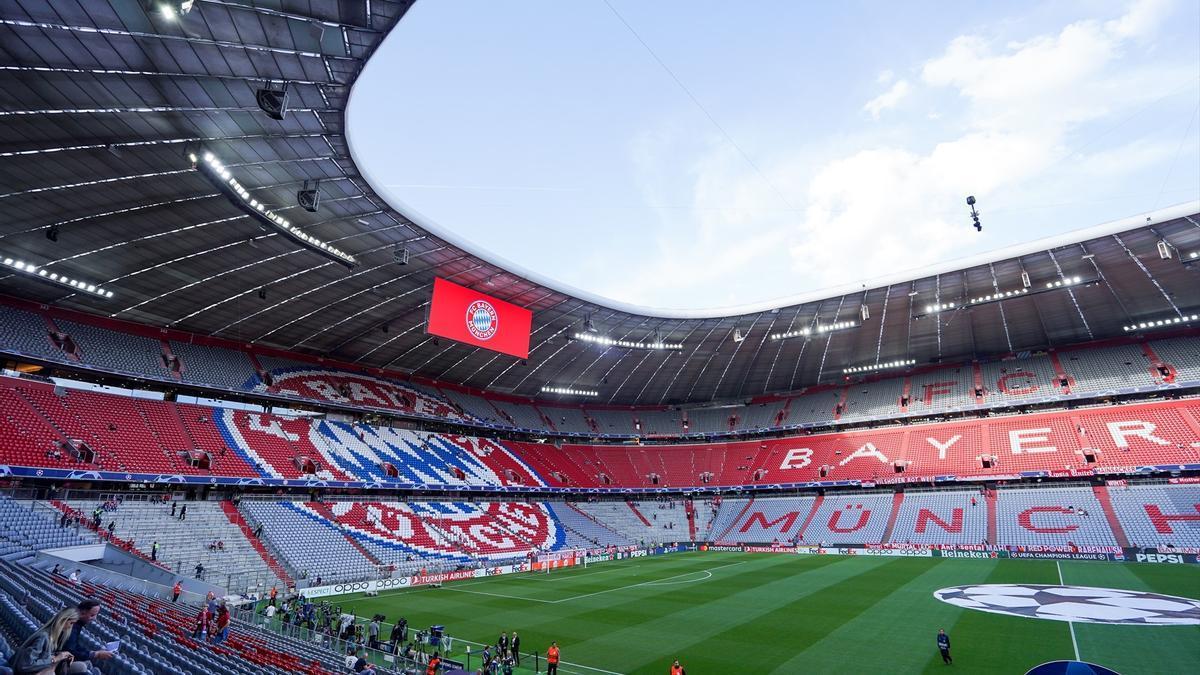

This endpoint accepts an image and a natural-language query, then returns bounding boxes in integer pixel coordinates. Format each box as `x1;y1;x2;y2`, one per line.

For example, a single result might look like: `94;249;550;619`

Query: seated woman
12;608;78;675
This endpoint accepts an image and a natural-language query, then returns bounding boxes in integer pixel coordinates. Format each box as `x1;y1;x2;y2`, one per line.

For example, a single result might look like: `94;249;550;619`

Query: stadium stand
709;496;817;542
0;305;63;362
1150;337;1200;382
994;486;1118;547
0;498;96;552
888;490;989;545
2;301;1199;437
0;559;348;675
54;499;286;591
170;341;259;391
546;503;632;547
795;493;895;545
979;354;1061;403
1107;484;1200;548
571;500;690;545
56;320;171;382
1059;344;1158;393
240;501;377;584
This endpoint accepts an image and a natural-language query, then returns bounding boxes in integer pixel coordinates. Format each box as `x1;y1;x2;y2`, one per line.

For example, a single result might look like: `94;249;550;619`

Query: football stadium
0;1;1198;674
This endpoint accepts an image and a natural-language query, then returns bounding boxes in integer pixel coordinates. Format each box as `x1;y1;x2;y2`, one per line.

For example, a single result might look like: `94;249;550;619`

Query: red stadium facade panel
426;278;532;359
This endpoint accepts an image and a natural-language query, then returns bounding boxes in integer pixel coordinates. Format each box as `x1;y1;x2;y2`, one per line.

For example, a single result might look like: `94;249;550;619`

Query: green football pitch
323;552;1199;674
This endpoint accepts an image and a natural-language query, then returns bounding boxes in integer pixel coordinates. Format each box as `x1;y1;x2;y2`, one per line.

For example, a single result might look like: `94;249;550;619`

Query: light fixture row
844;358;916;375
970;288;1029;304
1123;314;1199;332
925;302;956;313
190;151;356;266
572;332;683;350
771;320;858;341
1045;275;1083;289
2;256;113;298
541;386;599;397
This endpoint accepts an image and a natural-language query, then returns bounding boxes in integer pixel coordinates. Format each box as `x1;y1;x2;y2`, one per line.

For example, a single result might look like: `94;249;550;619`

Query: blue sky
349;0;1200;312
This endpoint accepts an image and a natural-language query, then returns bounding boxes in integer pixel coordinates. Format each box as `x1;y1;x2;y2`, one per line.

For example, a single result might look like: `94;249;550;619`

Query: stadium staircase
684;499;697;540
220;501;294;587
985;489;998;544
713;498;756;541
626;501;653;526
1049;351;1072;393
46;500;169;570
307;502;385;566
1091;485;1131;548
565;502;627;540
880;493;905;543
795;494;824;543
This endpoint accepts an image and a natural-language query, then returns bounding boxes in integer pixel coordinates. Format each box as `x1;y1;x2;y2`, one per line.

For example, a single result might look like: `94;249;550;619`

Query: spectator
510;631;520;666
172;581;182;602
212;602;230;644
65;599;114;673
368;617;380;651
170;502;176;517
352;649;376;675
193;605;211;640
547;642;560;675
107;521;115;536
194;563;205;580
12;607;77;675
344;648;358;670
151;541;159;561
50;564;61;577
68;570;80;586
178;504;187;521
425;652;441;675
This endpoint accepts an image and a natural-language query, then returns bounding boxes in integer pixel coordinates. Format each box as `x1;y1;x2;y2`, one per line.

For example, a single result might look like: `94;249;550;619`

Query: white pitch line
552;561;748;604
515;567;628;583
641;570;712;586
455;636;624;675
439;586;556;604
1057;561;1081;661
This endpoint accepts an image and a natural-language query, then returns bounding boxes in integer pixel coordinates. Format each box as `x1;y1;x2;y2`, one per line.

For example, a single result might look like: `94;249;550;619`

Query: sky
349;0;1200;313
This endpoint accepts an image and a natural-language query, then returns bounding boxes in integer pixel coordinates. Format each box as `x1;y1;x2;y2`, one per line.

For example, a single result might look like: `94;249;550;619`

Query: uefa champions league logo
934;584;1200;625
466;299;499;340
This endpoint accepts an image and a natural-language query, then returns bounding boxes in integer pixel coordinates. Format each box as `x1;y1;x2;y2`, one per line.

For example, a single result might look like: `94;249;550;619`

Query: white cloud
877;69;895;84
863;80;911;119
635;0;1186;304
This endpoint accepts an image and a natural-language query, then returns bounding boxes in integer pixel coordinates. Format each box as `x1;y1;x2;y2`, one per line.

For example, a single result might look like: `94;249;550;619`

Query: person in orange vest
269;586;278;607
172;581;182;602
546;641;560;675
670;659;685;675
425;651;441;675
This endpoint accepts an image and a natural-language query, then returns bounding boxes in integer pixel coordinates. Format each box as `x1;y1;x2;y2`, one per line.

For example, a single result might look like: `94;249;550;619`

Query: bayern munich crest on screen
466;299;499;340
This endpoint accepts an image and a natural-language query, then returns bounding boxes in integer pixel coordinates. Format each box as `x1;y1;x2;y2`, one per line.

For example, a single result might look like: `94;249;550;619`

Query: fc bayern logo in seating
466;299;499;340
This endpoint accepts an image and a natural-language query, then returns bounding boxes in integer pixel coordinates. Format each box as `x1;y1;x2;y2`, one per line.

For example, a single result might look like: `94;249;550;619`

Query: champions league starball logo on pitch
934;584;1200;625
466;299;499;341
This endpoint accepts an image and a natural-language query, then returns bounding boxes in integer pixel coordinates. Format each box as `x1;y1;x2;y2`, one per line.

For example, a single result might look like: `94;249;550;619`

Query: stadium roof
1;1;1198;406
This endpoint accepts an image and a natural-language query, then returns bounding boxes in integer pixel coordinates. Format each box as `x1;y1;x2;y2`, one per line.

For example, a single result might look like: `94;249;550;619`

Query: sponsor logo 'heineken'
934;584;1200;625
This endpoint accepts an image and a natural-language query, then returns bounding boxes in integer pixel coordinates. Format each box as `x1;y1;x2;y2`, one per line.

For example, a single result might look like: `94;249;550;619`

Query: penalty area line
552;560;748;604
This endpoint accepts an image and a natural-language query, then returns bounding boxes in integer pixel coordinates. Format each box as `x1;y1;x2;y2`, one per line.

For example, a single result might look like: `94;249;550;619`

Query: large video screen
426;277;533;358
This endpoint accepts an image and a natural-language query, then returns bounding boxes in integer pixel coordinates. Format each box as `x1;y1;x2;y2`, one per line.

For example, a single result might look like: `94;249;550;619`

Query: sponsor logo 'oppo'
466;300;498;341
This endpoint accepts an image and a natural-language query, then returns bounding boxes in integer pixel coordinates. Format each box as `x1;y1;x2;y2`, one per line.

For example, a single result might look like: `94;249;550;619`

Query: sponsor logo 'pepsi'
466;300;499;340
